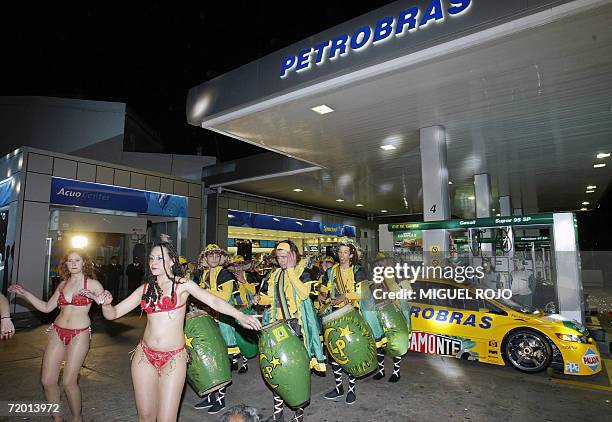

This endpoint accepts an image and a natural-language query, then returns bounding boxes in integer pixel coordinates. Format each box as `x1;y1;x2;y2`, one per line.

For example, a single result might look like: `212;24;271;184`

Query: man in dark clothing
94;256;106;287
126;256;145;293
104;256;123;300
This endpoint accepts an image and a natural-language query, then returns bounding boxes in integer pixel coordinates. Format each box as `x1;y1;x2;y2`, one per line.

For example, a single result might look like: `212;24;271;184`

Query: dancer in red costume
0;292;15;340
81;237;261;422
9;249;104;422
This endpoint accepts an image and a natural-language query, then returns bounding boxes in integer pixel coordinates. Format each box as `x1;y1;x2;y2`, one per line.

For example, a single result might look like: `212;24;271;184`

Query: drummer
230;254;261;372
319;239;383;404
370;253;412;383
193;244;242;414
230;255;260;311
311;256;335;311
252;240;326;422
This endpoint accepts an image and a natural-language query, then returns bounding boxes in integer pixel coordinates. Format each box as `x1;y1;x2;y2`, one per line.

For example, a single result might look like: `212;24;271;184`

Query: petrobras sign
409;305;493;329
280;0;472;78
50;177;187;217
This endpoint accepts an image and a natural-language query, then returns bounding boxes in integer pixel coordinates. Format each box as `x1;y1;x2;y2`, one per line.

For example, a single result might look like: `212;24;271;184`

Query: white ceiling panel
212;3;612;218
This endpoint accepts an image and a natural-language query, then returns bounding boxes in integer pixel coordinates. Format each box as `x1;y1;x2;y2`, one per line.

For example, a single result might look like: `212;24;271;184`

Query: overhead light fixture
311;105;334;115
448;181;453;185
594;163;606;168
468;196;475;200
336;199;344;202
586;190;595;194
492;208;496;212
582;201;590;205
356;203;364;207
496;213;501;216
380;145;396;151
587;185;597;189
293;188;303;192
580;208;588;211
596;152;610;159
381;209;388;213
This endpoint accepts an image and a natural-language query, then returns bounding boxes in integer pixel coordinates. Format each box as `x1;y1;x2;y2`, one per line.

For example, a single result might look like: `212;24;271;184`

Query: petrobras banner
228;209;356;237
280;0;472;78
0;178;12;208
50;177;187;217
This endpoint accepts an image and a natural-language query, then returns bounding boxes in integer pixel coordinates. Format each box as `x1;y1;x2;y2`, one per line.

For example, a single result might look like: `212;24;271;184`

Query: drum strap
200;269;211;290
334;265;345;297
275;271;291;320
199;271;207;289
329;265;340;302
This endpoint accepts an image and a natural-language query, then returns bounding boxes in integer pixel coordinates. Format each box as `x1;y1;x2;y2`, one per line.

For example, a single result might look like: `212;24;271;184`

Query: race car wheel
504;330;552;373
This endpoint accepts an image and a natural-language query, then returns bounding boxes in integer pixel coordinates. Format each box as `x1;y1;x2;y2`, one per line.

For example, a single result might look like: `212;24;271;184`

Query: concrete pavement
0;314;610;421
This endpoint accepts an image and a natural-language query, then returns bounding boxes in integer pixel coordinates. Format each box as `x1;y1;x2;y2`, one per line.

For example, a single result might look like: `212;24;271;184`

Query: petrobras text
410;306;493;329
372;263;485;283
280;0;472;78
372;288;512;301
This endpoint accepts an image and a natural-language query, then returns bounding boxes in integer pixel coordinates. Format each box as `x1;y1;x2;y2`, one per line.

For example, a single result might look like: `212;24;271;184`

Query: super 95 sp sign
280;0;472;78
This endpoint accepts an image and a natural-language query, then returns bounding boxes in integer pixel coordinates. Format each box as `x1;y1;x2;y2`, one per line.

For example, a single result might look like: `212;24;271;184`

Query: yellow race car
405;278;602;376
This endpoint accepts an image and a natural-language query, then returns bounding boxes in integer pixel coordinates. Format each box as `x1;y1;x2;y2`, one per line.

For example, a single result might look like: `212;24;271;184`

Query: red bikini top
140;283;186;314
58;277;93;308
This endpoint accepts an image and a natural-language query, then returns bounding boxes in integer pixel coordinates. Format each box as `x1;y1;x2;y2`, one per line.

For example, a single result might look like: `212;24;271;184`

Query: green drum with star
235;308;259;359
184;310;232;396
376;301;410;357
259;320;310;407
322;305;377;377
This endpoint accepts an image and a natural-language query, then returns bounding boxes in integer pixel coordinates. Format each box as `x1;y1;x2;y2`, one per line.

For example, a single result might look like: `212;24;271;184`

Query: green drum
184;311;231;396
259;320;311;408
235;308;259;359
376;301;410;357
322;305;377;377
316;304;333;333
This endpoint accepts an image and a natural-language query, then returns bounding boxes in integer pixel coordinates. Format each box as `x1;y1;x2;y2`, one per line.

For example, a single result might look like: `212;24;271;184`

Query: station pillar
420;125;450;265
499;196;512;217
475;173;493;254
553;213;584;324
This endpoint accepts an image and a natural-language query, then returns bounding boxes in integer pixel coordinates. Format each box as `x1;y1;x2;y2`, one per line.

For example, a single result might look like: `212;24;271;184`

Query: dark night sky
1;2;611;249
0;1;396;160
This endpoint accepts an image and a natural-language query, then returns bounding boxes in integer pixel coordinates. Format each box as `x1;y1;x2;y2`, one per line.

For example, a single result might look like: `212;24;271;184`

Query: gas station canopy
188;0;612;218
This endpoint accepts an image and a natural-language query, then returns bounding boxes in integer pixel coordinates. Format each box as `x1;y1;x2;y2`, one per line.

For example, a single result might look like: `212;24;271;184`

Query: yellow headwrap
276;242;291;252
